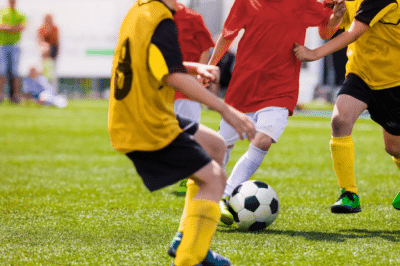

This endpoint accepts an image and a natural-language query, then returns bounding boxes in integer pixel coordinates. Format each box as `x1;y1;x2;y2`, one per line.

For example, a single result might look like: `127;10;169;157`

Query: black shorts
338;74;400;136
126;116;212;192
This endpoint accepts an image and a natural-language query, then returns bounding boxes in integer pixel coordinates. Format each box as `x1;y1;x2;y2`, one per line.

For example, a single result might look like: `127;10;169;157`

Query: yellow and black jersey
108;0;187;153
340;0;400;90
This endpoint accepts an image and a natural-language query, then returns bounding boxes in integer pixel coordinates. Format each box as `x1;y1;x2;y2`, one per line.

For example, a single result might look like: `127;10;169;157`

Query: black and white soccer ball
228;180;279;231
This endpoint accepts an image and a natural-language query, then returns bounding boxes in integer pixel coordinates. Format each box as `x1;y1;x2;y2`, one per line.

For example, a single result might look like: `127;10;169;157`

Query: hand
197;75;212;88
221;105;256;141
196;64;220;84
333;0;346;18
293;43;319;62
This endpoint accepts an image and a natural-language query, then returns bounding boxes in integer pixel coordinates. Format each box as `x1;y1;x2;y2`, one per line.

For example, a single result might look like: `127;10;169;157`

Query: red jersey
38;25;59;46
174;3;214;100
222;0;332;115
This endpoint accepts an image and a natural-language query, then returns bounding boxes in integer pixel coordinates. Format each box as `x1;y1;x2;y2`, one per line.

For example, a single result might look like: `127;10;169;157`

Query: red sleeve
222;0;248;41
302;0;333;27
192;14;214;52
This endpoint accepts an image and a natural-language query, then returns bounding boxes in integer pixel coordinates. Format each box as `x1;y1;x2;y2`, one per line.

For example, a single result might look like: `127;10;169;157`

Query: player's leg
330;75;369;213
174;158;230;266
174;124;226;233
223;107;288;198
162;118;230;265
217;117;241;224
218;107;288;225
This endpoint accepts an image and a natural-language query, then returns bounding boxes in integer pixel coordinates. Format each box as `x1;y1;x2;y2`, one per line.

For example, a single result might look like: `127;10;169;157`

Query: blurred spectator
38;13;59;90
23;66;67;108
0;0;27;103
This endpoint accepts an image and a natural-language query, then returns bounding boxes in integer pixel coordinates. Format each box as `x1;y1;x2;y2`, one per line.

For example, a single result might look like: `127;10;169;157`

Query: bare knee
331;114;354;136
385;143;400;158
203;134;226;166
193;161;226;201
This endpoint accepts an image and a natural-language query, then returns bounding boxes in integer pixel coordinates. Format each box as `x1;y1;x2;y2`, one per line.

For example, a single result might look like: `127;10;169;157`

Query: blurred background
5;0;342;104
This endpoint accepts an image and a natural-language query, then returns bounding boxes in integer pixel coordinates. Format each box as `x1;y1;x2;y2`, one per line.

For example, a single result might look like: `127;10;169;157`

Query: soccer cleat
168;232;231;266
176;179;188;194
219;196;234;225
392;192;400;210
331;189;361;214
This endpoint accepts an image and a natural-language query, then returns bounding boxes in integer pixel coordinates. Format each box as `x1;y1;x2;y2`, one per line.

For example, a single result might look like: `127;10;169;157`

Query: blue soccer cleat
168;232;231;266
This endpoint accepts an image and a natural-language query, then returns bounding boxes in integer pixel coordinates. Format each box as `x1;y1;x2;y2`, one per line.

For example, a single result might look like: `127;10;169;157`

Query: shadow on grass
170;191;186;197
219;228;400;243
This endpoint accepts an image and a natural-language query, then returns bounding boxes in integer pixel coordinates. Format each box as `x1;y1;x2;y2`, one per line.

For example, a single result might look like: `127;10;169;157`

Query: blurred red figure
38;13;59;89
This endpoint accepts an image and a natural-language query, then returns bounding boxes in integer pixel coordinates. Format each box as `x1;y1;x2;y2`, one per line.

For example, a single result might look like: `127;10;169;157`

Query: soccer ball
228;180;279;231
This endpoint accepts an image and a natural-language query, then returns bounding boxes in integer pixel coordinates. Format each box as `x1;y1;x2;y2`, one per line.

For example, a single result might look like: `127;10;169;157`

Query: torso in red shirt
38;25;59;46
174;3;214;100
223;0;332;115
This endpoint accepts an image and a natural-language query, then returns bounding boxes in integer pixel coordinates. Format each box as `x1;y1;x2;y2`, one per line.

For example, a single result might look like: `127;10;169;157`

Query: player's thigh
174;99;201;123
194;124;226;165
219;114;255;146
333;74;369;129
253;107;289;144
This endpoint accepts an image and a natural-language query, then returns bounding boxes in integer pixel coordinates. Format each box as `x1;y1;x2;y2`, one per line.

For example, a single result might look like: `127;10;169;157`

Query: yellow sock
330;135;358;194
178;178;199;233
394;157;400;171
175;199;220;266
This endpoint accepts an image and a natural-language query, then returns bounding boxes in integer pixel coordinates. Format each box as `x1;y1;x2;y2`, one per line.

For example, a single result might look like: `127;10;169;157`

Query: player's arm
208;34;233;66
294;19;369;62
319;0;347;40
199;50;210;64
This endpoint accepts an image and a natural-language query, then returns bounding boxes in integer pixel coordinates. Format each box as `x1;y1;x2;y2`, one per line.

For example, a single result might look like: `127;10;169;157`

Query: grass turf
1;99;399;265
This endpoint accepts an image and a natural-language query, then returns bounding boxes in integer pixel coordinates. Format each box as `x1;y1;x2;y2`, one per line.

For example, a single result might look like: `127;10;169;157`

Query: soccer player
294;0;400;213
173;2;215;194
108;1;255;265
209;0;346;225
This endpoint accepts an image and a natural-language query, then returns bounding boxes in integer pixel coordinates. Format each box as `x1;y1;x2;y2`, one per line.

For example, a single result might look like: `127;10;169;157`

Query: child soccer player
108;1;255;265
173;2;215;194
294;0;400;213
209;0;346;225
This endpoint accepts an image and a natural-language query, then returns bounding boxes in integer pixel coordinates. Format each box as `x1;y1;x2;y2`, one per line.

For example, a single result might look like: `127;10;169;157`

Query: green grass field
1;100;399;265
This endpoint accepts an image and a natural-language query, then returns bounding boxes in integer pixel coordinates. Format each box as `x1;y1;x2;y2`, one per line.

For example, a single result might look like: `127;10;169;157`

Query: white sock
222;145;234;171
223;144;268;197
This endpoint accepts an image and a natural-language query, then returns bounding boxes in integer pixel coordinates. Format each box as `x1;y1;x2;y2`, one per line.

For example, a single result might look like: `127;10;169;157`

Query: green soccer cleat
219;196;234;225
176;179;188;195
392;192;400;210
331;189;361;214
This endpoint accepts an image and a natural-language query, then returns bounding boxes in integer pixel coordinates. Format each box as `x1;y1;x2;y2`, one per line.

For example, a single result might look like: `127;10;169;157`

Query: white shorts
174;99;201;123
218;106;289;146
